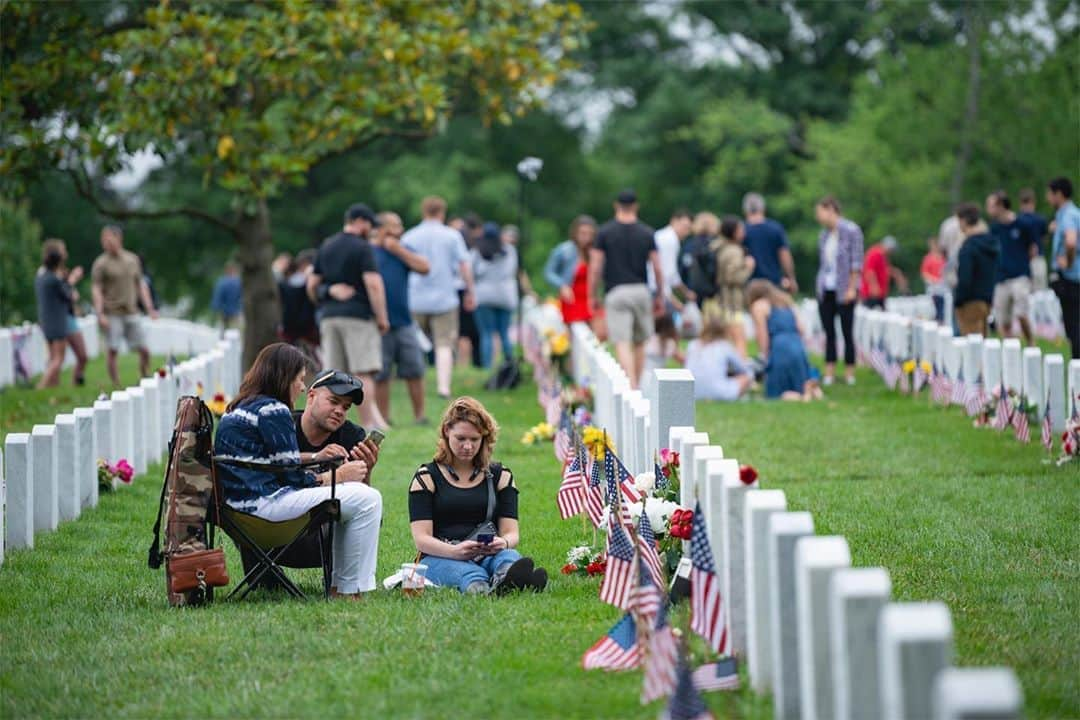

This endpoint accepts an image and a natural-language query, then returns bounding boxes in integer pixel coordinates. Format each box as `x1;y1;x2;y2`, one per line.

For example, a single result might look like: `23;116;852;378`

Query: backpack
680;236;718;300
484;358;521;390
148;396;228;606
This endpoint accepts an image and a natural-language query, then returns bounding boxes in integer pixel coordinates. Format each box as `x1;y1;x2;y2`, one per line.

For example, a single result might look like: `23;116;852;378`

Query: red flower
739;464;758;486
662;466;671;478
157;368;167;378
561;564;576;575
586;561;606;576
670;452;680;468
213;392;226;403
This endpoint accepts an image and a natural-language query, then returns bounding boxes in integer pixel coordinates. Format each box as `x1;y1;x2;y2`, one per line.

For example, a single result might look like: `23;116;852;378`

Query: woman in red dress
560;216;597;327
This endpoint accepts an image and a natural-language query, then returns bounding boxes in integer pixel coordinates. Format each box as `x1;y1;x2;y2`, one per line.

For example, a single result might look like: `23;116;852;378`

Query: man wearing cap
307;203;391;430
859;235;907;309
589;189;663;389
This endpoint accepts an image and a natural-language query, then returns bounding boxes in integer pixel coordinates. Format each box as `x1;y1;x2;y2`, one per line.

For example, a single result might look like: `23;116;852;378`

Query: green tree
0;197;42;325
2;0;587;365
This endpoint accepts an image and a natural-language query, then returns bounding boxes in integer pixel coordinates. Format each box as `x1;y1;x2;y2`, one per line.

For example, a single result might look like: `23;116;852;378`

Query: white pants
251;483;382;593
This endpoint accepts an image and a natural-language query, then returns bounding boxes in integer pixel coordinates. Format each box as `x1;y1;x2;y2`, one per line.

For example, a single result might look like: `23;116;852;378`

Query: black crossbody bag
429;462;500;544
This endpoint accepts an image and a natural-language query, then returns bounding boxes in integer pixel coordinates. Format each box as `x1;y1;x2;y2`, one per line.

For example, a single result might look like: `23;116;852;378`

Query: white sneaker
846;376;856;386
822;376;835;387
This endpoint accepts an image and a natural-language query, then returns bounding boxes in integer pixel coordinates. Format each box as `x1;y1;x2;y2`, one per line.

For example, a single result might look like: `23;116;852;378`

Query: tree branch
307;126;433;174
66;167;238;234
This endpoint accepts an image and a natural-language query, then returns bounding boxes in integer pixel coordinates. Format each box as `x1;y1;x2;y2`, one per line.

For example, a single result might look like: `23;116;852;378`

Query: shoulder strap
484;463;501;523
148;428;178;569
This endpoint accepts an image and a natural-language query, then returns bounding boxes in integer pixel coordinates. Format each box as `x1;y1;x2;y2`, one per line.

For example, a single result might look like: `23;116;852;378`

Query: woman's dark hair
719;215;742;242
477;221;504;261
955;202;981;228
42;238;65;270
816;195;841;212
1048;176;1073;199
227;342;312;412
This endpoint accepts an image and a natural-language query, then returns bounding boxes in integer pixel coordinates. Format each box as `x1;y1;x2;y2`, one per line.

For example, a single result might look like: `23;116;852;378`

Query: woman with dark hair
471;222;518;368
814;195;864;386
545;215;597;328
35;238;88;388
408;396;547;594
215;342;383;598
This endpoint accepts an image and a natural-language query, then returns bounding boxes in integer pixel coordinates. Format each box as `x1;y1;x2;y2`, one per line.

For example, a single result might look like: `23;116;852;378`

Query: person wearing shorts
307;202;391;430
987;190;1036;343
91;225;157;387
589;189;663;389
403;196;476;398
371;211;432;425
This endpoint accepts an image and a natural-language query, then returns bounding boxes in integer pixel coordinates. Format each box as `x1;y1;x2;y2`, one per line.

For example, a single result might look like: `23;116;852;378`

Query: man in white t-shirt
403;196;476;398
647;208;693;311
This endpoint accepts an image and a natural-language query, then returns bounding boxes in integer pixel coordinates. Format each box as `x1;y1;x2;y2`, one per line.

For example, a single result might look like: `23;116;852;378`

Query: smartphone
475;533;495;545
367;428;386;447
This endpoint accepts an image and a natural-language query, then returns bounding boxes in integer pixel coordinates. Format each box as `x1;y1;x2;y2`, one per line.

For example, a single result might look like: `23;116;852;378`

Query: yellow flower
920;361;933;374
550;333;570;356
902;360;916;374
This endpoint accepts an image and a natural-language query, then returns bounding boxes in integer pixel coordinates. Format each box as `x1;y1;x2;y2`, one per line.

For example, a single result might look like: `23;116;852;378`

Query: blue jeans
422;548;522;593
474;305;513;368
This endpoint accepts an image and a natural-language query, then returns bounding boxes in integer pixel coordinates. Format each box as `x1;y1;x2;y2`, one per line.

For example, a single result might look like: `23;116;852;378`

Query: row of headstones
883;290;1065;340
858;307;1079;430
670;411;1023;720
0;316;224;389
0;328;242;567
564;322;1022;719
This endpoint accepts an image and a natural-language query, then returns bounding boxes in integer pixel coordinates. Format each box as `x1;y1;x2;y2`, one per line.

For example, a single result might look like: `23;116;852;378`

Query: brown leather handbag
167;548;229;595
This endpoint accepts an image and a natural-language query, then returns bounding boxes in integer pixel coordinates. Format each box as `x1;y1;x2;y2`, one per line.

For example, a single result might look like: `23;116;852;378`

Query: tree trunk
235;198;282;369
950;1;982;205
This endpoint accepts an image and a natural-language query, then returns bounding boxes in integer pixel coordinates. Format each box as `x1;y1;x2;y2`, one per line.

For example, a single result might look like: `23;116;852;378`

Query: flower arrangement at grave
972;387;1034;429
561;544;606;576
657;447;681;501
560;384;593;416
520;421;556;446
581;425;615;459
541;328;572;381
98;458;134;492
739;464;759;485
902;360;932;392
206;391;230;417
156;367;168;379
1058;414;1080;465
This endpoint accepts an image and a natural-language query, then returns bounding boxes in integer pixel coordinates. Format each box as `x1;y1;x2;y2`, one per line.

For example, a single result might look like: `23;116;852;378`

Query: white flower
643;499;683;533
627;501;644;523
567;545;593;564
634;471;656;494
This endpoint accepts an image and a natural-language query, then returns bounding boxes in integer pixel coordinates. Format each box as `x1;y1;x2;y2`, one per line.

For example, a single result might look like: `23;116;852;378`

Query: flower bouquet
561;545;606;577
1058;413;1080;466
581;425;615;460
656;447;680;502
98;458;134;492
206;391;229;417
521;421;556;446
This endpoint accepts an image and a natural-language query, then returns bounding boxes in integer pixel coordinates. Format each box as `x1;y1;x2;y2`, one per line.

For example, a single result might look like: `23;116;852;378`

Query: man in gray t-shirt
402;195;476;398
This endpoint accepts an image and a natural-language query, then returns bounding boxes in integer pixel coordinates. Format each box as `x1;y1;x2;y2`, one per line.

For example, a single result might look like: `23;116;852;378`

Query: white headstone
1044;354;1067;431
140;377;162;465
650;368;695;457
1001;338;1022;393
981;338;1002;390
4;434;33;549
110;391;133;468
700;457;733;629
610;382;627;453
936;326;952;372
962;334;982;384
73;408;97;509
128;387;147;475
769;511;815;720
795;536;852;720
668;426;695;458
93;400;113;467
879;602;954;720
745;489;787;692
830;567;892;720
162;374;178;446
1069;359;1080;418
631;397;651;472
1023;348;1044;414
0;329;14;388
31;424;58;533
719;459;755;657
679;433;710;508
932;667;1023;720
948;337;967;386
54;414;80;522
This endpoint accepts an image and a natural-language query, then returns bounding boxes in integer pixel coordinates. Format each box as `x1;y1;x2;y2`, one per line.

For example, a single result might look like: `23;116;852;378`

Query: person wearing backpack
707;215;755;357
679;211;721;302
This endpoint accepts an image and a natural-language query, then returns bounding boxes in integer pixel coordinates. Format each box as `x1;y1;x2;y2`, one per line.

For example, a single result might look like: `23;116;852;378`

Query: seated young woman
215;343;383;599
409;397;547;595
685;308;754;402
747;280;823;401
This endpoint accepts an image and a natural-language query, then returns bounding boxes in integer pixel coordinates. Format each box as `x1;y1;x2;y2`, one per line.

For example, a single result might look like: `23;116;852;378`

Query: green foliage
0;197;42;325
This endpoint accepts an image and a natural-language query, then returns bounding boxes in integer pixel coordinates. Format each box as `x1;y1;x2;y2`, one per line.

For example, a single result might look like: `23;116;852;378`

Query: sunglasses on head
309;370;361;392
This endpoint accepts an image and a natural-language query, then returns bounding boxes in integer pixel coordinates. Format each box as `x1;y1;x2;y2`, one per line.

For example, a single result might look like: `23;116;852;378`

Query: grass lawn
1;355;1077;718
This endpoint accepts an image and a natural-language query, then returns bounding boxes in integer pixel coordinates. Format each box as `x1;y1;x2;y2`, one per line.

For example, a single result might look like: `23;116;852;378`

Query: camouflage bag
148;395;229;606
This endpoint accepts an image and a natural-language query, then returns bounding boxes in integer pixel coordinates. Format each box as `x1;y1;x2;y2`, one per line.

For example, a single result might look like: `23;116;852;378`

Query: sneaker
527;567;548;593
822;376;835;387
414;416;431;426
492;557;535;596
845;376;856;386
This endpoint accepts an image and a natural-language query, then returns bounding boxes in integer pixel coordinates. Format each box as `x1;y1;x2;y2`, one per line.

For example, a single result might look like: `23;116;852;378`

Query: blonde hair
420;195;447;218
434;396;499;470
699;301;734;343
746;279;795;308
692;211;720;238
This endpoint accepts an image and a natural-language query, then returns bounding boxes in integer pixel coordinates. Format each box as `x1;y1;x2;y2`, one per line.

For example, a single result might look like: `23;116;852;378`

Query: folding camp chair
211;456;343;601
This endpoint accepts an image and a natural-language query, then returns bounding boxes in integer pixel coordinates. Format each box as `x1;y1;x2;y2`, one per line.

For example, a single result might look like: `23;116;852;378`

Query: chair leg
324;521;335;601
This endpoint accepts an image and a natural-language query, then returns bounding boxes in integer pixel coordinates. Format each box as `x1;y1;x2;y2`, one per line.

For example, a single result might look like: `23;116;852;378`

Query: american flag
605;449;634;530
950;373;966;405
553;412;571;464
1041;397;1054;452
886;361;901;391
600;510;637;611
689;501;729;655
964;380;984;417
992;384;1012;431
612;450;645;504
582;613;641;671
641;602;679;704
655;457;669;491
1014;401;1031;443
631;561;663;627
932;372;951;405
898;366;910;394
556;449;586;519
661;653;715;720
913;364;926;393
584;452;605;528
638;506;665;588
692;656;741;693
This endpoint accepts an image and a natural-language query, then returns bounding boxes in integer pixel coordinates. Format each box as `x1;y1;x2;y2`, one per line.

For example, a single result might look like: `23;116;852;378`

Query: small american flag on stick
582;613;641;671
599;511;637;611
689;502;729;655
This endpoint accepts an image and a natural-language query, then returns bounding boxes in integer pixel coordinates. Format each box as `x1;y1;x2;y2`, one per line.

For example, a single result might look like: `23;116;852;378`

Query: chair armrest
213;456;345;474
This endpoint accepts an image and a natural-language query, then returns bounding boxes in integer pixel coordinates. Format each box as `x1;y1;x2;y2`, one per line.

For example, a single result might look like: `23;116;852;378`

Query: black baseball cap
309;369;365;404
344;203;381;227
616;188;637;205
